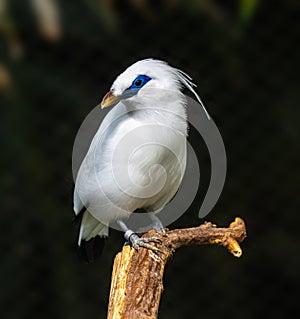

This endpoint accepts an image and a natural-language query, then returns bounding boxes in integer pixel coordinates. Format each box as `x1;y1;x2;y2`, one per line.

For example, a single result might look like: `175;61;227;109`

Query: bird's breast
75;108;187;222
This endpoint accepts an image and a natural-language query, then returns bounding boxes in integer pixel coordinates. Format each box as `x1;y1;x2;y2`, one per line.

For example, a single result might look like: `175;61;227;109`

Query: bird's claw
150;215;166;233
129;233;162;253
155;226;166;234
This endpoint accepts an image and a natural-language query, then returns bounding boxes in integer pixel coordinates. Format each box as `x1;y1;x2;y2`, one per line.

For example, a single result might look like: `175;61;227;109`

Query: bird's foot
150;215;166;233
124;230;162;253
153;224;166;234
130;234;162;253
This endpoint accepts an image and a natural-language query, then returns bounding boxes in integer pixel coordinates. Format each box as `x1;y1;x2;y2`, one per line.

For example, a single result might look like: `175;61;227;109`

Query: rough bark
107;217;247;319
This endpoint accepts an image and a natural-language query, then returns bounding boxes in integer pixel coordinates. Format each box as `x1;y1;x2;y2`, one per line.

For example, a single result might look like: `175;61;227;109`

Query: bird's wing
88;101;130;154
73;101;131;217
73;186;84;215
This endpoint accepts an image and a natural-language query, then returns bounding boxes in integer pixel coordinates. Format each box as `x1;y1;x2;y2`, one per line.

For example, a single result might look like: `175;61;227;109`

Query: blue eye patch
126;75;152;91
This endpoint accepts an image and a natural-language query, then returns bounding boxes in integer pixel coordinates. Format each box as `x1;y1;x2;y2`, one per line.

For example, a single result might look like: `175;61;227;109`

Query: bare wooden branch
107;217;247;319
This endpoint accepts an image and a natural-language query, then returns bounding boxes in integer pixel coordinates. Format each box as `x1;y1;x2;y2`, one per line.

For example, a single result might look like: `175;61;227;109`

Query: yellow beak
100;91;120;109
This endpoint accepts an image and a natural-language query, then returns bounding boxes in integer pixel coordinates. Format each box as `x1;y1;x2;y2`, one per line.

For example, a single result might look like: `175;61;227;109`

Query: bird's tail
77;210;109;262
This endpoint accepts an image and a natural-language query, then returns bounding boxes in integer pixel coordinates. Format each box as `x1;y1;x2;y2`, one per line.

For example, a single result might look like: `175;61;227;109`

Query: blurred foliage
238;0;259;24
1;1;299;319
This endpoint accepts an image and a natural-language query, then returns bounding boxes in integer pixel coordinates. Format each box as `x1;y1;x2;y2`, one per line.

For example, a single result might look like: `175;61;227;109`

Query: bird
73;58;210;262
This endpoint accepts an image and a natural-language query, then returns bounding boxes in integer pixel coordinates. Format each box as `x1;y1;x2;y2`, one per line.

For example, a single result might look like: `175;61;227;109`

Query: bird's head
101;59;210;119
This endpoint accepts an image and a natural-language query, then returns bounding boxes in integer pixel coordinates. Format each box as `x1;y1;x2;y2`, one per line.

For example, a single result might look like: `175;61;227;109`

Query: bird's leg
125;231;162;253
150;214;166;233
117;220;162;253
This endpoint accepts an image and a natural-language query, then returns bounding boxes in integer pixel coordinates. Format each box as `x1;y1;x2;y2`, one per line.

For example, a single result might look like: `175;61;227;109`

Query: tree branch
107;217;247;319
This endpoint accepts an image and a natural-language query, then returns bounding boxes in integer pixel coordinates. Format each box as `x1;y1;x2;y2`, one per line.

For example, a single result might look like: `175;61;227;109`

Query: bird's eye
134;79;143;87
126;74;152;91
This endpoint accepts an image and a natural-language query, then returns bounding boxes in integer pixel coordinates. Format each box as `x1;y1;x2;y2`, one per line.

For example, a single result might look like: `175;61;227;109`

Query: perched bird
73;59;209;261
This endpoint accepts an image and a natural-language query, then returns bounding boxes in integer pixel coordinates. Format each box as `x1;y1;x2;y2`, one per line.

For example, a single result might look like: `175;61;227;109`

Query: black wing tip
78;236;107;263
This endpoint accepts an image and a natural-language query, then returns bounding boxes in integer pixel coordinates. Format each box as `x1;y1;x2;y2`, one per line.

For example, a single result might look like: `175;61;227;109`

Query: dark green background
1;1;299;318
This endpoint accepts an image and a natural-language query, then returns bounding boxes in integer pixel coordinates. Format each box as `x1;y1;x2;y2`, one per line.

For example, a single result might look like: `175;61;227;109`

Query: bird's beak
100;91;120;109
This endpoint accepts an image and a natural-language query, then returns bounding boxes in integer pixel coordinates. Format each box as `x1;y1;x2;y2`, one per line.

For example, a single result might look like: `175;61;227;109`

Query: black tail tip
78;236;106;263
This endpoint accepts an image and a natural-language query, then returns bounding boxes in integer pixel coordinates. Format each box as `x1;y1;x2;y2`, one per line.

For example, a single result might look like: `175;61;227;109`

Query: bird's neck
123;96;188;136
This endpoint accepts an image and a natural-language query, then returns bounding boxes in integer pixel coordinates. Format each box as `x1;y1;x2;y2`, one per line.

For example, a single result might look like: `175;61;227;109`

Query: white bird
73;59;209;261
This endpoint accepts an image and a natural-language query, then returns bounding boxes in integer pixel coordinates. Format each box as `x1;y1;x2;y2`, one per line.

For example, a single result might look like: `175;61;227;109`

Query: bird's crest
136;59;210;120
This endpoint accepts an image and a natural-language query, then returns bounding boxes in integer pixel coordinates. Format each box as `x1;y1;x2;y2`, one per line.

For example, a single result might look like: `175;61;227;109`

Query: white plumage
73;59;209;252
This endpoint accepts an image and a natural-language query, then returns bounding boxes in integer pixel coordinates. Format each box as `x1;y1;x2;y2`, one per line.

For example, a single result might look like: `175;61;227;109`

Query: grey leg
150;214;166;233
117;220;162;253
